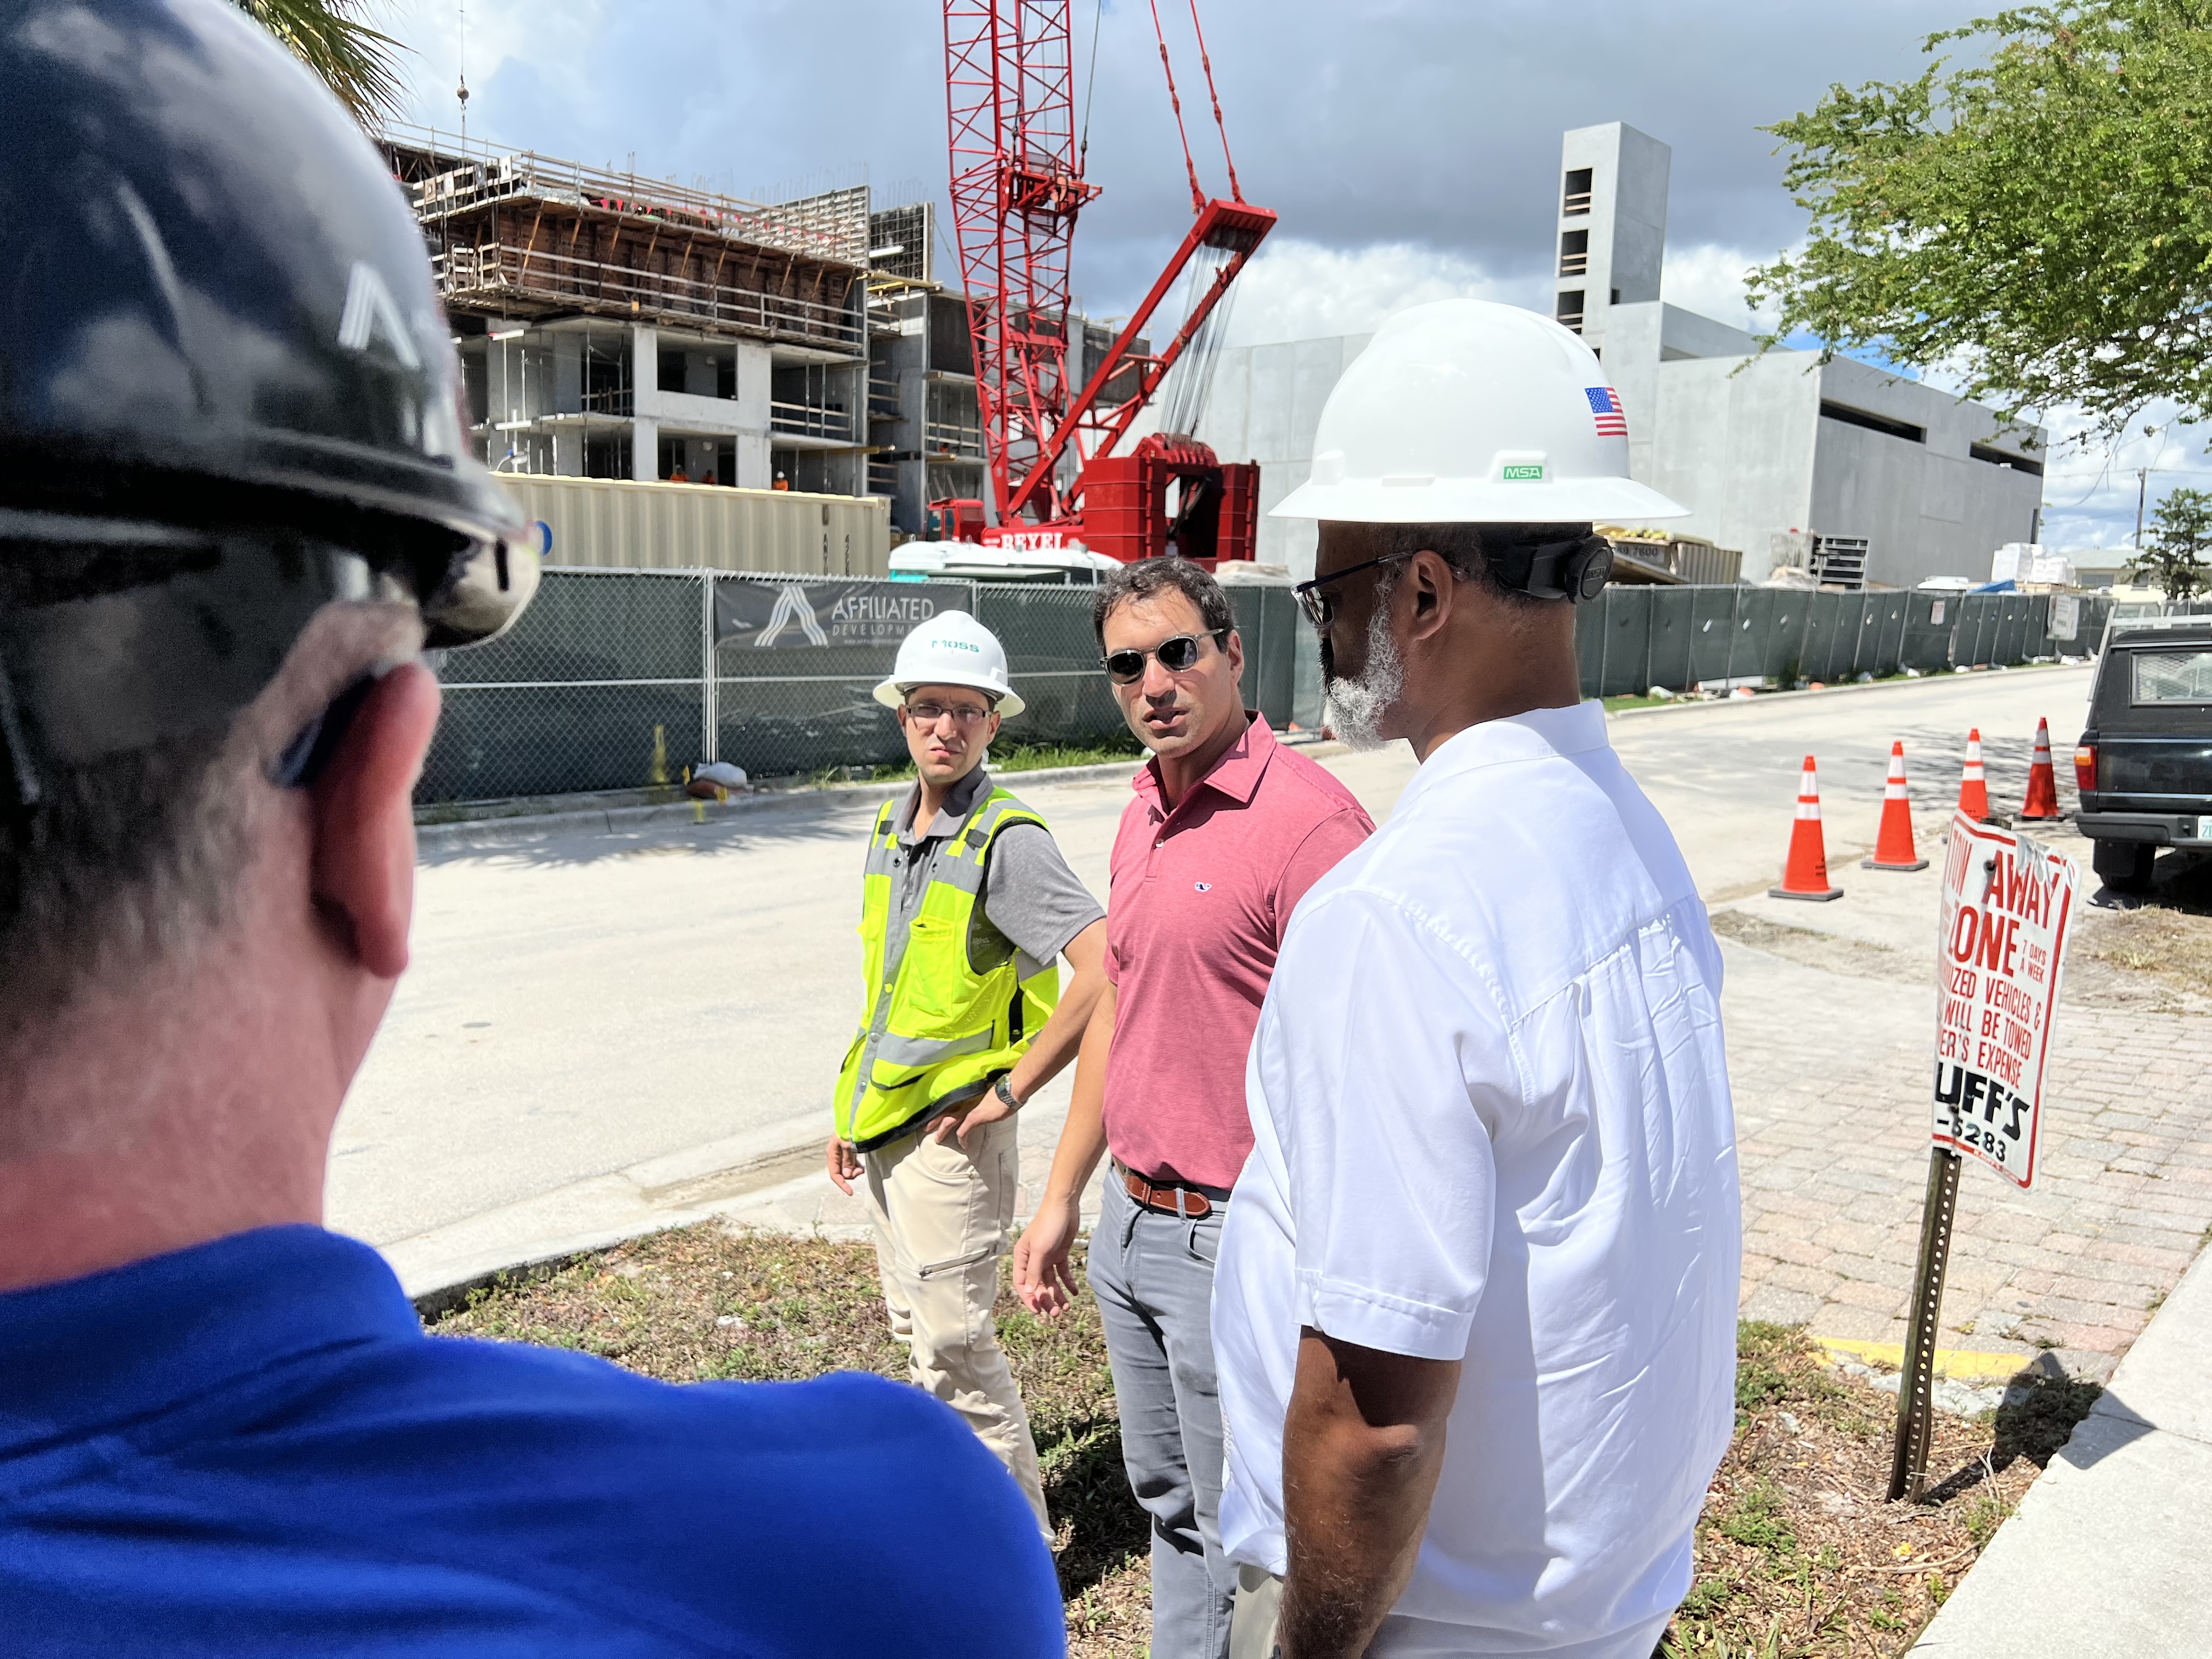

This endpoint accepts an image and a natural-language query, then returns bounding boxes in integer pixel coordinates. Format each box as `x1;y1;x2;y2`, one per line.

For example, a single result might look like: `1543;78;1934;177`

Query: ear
309;663;441;980
984;709;1002;745
1223;628;1245;680
1403;550;1458;645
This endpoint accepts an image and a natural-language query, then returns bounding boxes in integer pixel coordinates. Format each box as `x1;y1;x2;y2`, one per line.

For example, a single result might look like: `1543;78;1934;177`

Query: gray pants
1086;1173;1233;1659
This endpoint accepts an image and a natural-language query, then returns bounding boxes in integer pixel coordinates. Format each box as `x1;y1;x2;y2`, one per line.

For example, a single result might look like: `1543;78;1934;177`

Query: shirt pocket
893;915;972;1026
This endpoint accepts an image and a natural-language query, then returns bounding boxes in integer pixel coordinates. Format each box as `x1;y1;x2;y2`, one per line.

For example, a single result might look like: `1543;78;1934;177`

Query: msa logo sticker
337;261;422;370
1501;463;1545;481
1194;881;1212;893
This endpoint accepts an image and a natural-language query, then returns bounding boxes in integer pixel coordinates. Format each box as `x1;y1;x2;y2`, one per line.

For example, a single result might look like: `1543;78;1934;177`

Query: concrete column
631;416;659;482
552;428;582;476
733;341;773;487
552;331;582;415
736;432;770;489
1555;123;1670;352
631;325;659;419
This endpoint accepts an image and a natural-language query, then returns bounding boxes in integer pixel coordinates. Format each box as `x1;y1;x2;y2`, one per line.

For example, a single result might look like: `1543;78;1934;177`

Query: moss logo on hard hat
1502;463;1545;481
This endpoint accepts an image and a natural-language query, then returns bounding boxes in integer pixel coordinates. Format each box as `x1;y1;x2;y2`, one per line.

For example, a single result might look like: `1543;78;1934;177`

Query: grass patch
1707;910;1906;986
2077;897;2212;1001
435;1232;2058;1658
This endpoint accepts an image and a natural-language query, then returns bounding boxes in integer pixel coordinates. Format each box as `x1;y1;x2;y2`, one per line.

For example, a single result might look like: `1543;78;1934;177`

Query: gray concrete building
1170;121;2047;589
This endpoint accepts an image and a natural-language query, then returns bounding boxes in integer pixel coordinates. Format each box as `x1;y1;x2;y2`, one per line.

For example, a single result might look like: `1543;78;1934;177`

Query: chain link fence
421;569;1313;804
1570;586;2112;701
420;568;2110;805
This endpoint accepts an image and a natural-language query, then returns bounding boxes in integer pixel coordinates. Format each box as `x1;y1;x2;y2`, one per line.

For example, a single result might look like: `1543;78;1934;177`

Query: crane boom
940;0;1272;562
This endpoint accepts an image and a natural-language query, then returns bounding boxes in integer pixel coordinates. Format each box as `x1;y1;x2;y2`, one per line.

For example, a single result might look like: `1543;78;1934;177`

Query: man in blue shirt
0;3;1062;1653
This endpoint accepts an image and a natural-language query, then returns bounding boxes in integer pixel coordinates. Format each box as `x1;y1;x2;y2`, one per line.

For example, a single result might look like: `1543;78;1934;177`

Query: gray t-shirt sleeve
982;822;1105;964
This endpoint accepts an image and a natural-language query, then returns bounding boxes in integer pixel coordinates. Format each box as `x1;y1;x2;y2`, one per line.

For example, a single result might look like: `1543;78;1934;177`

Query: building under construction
378;125;1139;533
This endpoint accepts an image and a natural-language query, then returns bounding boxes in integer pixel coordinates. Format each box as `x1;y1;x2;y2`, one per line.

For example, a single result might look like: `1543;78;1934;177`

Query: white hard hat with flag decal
873;609;1026;718
1271;298;1689;524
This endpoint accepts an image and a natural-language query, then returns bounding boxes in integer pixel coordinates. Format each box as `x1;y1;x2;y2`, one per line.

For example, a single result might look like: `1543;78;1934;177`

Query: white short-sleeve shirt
1212;701;1741;1658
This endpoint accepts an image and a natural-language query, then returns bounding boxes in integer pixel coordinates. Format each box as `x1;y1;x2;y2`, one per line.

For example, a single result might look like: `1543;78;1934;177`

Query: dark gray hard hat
0;0;537;809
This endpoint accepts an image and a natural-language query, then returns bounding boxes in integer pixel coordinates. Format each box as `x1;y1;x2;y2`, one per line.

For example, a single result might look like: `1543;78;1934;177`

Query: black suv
2075;615;2212;893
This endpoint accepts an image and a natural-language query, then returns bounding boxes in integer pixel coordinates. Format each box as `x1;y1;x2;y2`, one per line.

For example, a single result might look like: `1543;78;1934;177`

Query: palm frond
234;0;408;125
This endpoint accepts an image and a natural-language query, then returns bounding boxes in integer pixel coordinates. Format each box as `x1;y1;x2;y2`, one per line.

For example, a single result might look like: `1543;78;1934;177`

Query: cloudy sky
379;0;2205;550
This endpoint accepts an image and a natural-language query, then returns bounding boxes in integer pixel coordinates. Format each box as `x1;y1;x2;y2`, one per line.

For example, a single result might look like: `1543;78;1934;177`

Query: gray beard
1321;596;1404;752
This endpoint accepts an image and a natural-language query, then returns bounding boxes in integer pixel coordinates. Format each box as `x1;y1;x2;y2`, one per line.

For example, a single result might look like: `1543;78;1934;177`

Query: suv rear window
2132;650;2212;704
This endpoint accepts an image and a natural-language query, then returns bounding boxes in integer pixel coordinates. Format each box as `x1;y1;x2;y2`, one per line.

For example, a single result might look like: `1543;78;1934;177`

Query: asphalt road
330;664;2095;1282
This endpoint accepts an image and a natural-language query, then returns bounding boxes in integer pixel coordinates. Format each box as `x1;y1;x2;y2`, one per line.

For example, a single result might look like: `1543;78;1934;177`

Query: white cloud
1218;238;1542;349
380;0;611;136
1658;241;1781;336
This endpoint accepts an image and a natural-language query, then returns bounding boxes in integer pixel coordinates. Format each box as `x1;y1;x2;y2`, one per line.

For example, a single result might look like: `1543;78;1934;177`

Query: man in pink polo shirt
1014;557;1372;1659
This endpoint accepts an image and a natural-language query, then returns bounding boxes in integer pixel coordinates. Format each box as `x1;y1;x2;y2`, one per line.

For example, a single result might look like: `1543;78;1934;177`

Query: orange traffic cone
1957;729;1991;821
1862;741;1929;871
2020;717;2063;820
1771;755;1844;901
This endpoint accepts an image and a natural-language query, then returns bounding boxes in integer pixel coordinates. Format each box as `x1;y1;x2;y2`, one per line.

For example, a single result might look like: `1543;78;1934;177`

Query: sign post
1887;812;2079;1501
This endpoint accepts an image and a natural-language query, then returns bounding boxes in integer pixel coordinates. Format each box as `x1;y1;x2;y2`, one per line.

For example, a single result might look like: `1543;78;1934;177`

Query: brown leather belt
1115;1160;1229;1220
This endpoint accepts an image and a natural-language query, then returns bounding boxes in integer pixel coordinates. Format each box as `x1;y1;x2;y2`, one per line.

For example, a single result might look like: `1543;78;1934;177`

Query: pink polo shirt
1102;714;1374;1190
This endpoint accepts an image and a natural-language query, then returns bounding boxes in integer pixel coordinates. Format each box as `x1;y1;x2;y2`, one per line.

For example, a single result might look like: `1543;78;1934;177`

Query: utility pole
2136;467;2149;548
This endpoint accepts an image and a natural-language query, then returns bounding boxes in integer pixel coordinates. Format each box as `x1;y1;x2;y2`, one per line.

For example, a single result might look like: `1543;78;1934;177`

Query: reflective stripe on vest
833;785;1061;1150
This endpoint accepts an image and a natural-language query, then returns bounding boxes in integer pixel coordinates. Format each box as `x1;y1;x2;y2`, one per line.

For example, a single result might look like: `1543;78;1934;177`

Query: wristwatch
992;1073;1022;1111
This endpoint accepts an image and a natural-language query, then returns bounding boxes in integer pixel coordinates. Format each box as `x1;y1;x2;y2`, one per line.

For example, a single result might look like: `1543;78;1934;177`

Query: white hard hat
872;608;1026;718
1272;298;1688;524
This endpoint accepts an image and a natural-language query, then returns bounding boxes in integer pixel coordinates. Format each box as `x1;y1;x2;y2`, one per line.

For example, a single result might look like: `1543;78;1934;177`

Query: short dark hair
1;597;414;1042
1327;521;1589;610
1092;556;1235;648
1;723;252;1039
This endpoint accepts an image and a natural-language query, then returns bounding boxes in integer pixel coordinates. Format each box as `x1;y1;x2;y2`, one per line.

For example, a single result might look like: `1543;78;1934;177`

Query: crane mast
939;0;1274;564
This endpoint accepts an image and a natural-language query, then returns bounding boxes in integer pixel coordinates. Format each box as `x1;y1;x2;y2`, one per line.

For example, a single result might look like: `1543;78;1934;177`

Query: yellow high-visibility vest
833;785;1060;1149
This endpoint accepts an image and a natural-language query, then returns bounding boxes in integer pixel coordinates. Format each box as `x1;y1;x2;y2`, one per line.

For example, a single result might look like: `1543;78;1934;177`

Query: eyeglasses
903;701;994;727
1101;630;1228;685
1293;551;1415;632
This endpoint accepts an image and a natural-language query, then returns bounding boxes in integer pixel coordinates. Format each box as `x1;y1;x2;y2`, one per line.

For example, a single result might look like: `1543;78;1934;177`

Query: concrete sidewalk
1910;1238;2212;1656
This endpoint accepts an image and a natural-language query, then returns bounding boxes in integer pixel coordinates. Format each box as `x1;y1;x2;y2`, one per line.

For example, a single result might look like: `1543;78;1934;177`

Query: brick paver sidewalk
1724;935;2212;1380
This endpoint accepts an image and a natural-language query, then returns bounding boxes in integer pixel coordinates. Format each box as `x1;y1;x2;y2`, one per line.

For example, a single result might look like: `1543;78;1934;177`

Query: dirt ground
430;1226;2098;1658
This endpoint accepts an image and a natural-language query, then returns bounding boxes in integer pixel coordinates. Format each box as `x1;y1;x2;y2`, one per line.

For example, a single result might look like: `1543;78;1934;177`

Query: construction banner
1932;812;2079;1187
714;579;944;650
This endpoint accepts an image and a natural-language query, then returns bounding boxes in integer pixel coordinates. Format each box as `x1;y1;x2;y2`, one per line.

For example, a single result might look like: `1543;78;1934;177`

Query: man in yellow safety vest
826;609;1108;1537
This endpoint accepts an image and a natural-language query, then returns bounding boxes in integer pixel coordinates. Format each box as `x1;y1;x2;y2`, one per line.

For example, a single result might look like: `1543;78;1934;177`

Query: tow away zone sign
1933;812;2078;1189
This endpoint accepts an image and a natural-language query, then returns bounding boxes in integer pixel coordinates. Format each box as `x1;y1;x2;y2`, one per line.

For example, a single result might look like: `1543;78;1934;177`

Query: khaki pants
860;1111;1049;1537
1228;1565;1282;1659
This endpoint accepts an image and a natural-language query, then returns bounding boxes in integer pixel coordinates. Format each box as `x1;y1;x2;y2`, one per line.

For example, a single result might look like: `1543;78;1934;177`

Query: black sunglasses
1101;630;1228;685
1293;551;1415;632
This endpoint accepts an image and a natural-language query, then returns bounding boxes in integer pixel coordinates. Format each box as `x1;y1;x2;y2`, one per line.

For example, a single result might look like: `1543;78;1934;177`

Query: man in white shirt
1211;299;1741;1659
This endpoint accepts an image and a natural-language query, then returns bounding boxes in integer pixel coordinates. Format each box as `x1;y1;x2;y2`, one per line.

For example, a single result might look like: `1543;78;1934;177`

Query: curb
1609;658;2092;721
415;755;1155;851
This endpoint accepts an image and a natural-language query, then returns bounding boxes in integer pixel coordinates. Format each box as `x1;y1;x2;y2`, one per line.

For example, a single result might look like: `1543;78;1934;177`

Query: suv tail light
2074;744;2097;792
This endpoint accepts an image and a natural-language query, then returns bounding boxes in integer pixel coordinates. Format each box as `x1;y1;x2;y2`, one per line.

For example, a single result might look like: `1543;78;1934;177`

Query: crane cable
1146;0;1205;215
1182;0;1241;203
1077;0;1103;177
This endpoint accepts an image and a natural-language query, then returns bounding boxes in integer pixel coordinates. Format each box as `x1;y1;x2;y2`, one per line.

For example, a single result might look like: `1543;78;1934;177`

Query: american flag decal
1585;386;1627;437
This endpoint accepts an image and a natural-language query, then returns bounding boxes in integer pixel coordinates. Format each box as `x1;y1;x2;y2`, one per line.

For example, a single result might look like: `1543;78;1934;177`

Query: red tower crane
939;0;1274;565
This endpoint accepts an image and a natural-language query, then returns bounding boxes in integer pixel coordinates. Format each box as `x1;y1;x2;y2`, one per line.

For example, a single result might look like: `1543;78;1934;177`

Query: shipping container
498;474;891;577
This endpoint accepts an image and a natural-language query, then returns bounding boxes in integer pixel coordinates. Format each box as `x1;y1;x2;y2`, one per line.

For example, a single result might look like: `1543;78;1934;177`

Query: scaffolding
380;124;870;354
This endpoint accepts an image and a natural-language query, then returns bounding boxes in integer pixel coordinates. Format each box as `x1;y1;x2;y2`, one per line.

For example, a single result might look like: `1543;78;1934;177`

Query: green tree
235;0;405;125
1748;1;2212;439
2132;485;2212;599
